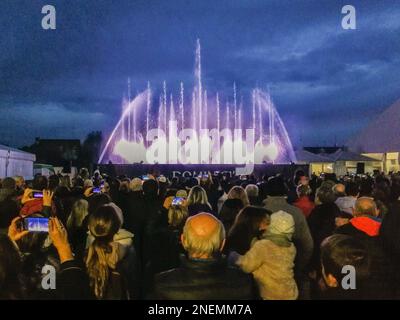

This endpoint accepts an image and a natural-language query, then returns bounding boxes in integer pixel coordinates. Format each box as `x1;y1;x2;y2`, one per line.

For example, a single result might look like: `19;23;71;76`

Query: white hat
268;210;295;239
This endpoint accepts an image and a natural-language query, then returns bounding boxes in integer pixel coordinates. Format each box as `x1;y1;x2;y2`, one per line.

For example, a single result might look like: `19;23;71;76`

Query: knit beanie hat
268;210;295;241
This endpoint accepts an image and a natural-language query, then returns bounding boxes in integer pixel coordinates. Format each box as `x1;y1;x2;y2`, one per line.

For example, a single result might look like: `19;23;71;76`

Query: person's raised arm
8;216;29;242
21;188;35;205
42;189;54;218
49;217;73;263
49;217;92;299
235;241;264;274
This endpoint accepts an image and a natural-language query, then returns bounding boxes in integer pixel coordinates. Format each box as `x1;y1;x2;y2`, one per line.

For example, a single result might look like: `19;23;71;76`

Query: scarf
262;232;292;247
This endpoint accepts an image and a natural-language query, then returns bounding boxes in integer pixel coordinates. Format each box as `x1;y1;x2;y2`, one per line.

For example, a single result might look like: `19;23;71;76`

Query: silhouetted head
266;176;288;197
142;179;158;197
333;183;346;197
1;177;16;190
346;182;360;197
0;234;22;299
321;234;370;288
32;175;48;191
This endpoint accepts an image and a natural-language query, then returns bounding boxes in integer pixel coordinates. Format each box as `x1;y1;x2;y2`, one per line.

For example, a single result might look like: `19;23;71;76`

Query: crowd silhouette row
1;168;400;300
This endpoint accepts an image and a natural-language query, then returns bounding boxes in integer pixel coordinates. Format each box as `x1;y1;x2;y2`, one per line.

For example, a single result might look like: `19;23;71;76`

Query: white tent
348;99;400;153
294;149;333;164
0;144;36;180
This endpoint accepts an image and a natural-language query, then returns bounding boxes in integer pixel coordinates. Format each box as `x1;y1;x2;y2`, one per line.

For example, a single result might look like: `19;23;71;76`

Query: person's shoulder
225;262;251;273
224;265;254;285
155;267;182;281
285;203;306;219
154;267;185;289
334;222;356;235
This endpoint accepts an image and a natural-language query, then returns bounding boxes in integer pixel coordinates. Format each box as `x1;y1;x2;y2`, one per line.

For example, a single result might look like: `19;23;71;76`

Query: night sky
1;0;400;148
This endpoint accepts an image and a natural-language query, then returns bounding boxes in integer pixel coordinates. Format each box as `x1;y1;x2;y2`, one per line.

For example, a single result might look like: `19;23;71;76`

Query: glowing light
98;41;296;165
265;142;279;161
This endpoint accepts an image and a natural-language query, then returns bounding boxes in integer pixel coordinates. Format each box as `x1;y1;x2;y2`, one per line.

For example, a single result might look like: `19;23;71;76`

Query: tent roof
295;149;333;163
0;144;33;156
0;144;36;160
348;99;400;153
329;149;376;162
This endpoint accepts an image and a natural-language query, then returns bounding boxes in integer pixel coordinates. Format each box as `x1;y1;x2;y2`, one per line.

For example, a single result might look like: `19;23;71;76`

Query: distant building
22;138;81;172
297;146;380;175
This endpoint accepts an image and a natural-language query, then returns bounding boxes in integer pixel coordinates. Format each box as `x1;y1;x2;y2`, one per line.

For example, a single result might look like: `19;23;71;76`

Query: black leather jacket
153;254;256;300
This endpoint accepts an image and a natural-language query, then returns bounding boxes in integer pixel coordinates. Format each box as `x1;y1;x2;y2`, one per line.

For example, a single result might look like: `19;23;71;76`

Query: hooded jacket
335;215;395;299
236;211;298;300
236;238;298;300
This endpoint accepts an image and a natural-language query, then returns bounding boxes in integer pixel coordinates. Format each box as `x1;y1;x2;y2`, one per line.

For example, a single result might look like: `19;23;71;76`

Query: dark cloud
1;0;400;147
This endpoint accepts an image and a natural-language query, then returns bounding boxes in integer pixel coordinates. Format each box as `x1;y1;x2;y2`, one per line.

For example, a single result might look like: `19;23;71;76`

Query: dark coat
381;201;400;265
205;184;224;213
124;191;145;233
248;196;263;207
143;211;183;296
153;255;256;300
219;199;244;234
57;260;92;300
188;203;214;216
0;194;19;229
380;201;400;298
334;217;395;299
307;202;341;271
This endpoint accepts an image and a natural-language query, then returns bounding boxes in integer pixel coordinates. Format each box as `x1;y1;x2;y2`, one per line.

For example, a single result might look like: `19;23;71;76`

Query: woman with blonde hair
86;205;131;299
67;199;89;230
168;203;189;229
228;186;250;207
186;185;214;216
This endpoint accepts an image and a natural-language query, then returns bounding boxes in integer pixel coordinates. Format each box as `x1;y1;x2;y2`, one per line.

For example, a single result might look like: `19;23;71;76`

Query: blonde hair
129;178;143;192
228;186;250;206
13;176;24;186
86;205;121;299
187;185;211;207
182;213;225;257
168;205;188;228
67;199;89;230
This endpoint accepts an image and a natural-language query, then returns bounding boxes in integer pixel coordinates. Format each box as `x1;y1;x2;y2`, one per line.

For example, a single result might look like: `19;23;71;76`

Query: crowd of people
0;167;400;300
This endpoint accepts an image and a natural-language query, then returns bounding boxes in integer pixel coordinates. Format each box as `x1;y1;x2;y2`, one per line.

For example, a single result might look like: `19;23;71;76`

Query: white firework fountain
98;40;296;165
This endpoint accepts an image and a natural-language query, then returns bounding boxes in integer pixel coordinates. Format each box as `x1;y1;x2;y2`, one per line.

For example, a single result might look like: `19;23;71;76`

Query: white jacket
236;239;298;300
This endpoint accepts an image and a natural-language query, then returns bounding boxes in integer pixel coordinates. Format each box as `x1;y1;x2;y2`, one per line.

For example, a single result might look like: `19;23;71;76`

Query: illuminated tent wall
348;99;400;172
0;144;36;180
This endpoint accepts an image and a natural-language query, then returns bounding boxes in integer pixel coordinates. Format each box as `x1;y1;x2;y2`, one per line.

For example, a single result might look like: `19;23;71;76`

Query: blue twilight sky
1;0;400;148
